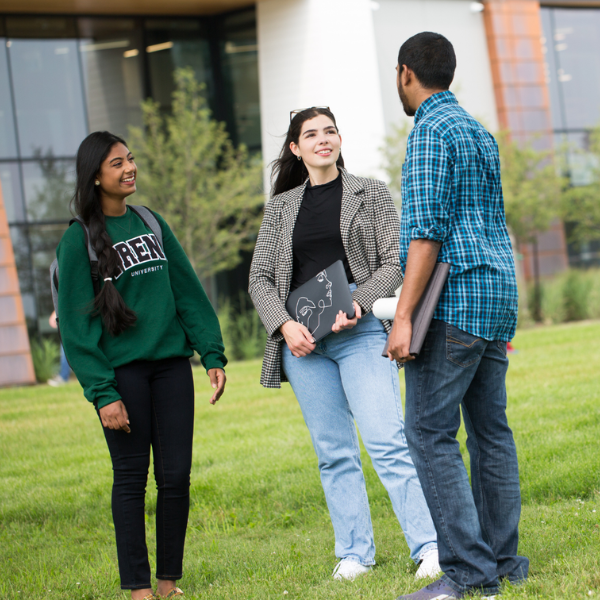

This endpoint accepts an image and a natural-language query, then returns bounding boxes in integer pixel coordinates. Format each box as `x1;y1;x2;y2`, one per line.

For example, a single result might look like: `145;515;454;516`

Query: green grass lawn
1;321;600;600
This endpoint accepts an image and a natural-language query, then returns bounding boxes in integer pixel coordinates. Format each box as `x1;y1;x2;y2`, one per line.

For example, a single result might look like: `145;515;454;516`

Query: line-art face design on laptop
295;270;333;334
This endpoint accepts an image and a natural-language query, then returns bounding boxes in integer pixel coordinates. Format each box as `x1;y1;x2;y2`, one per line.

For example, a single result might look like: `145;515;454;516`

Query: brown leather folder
382;262;451;358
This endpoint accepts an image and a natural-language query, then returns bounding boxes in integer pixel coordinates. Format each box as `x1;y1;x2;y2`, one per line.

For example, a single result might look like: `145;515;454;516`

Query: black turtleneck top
290;172;354;291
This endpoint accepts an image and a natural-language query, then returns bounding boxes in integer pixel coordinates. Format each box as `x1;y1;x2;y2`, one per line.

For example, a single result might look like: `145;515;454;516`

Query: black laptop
285;260;355;342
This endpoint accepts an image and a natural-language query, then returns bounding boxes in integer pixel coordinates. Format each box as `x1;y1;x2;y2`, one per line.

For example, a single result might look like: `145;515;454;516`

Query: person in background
249;107;439;583
57;131;227;600
47;310;72;386
388;32;528;600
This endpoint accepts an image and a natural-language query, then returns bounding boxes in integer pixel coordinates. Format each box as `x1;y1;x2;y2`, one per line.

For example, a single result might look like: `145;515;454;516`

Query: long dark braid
72;131;137;336
271;107;344;197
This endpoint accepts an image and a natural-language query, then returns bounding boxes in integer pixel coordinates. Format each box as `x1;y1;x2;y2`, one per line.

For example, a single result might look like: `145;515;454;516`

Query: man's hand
387;317;414;363
208;368;226;405
280;320;316;357
331;301;362;333
99;400;131;433
388;239;441;363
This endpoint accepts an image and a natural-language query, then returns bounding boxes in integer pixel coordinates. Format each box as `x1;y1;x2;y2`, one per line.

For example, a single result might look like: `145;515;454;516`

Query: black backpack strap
70;216;101;296
129;205;163;249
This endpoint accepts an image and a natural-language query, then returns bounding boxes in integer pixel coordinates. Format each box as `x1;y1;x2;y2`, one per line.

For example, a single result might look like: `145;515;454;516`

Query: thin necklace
111;210;131;234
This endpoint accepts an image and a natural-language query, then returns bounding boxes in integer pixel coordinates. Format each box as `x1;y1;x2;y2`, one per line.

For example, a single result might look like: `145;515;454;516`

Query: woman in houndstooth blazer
249;107;439;581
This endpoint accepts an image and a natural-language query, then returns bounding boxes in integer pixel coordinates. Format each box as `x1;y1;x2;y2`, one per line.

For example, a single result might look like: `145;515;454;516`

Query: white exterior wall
256;0;498;191
256;0;387;190
371;0;499;136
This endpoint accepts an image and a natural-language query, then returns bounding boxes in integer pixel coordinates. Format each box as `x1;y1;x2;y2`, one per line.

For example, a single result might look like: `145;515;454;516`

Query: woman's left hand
208;368;226;405
332;301;362;333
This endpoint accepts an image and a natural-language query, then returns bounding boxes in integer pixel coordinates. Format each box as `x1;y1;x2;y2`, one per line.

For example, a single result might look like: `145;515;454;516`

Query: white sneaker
332;559;371;581
415;548;442;580
47;376;68;387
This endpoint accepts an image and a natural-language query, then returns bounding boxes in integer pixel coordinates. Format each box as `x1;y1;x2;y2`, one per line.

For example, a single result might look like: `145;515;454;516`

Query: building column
256;0;387;192
483;0;568;280
0;181;36;387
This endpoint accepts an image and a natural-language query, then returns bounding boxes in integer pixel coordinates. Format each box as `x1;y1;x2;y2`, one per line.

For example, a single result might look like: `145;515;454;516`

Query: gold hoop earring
95;180;100;186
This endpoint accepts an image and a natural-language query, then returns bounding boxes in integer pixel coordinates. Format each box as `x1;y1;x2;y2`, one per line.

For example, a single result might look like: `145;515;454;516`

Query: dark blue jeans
101;357;195;590
404;319;528;596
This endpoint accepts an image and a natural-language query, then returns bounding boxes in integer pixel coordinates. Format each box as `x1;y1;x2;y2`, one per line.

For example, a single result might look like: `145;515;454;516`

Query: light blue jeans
282;288;438;566
59;344;71;382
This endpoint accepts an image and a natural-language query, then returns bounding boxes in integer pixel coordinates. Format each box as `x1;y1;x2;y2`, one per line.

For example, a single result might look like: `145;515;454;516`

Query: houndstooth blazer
248;168;402;388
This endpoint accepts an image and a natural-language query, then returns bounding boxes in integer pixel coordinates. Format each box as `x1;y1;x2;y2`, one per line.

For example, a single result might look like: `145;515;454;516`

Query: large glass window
0;9;261;336
79;18;144;138
29;223;69;330
541;6;600;267
22;159;76;222
8;226;36;328
221;11;261;150
542;7;600;132
0;41;18;159
145;19;213;109
9;40;87;159
0;162;24;222
544;9;600;131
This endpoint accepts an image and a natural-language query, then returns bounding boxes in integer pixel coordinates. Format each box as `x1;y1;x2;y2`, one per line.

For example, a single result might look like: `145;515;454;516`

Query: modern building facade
0;0;598;383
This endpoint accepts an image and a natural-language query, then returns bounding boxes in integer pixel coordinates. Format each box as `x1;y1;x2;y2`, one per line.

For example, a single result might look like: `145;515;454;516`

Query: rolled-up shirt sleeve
404;126;452;243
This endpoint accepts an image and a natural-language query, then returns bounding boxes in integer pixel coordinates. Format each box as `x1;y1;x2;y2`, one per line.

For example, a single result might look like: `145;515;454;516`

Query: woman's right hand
280;320;316;357
99;400;131;433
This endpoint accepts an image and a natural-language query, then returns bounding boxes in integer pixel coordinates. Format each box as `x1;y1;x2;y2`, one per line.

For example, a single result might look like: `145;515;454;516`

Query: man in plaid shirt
388;32;528;600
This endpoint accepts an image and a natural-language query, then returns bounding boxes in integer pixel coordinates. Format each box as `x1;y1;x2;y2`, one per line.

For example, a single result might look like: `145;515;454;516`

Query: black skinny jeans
100;357;195;590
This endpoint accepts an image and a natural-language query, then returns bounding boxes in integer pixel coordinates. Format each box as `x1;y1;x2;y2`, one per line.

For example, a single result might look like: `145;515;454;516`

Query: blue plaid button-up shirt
399;91;518;342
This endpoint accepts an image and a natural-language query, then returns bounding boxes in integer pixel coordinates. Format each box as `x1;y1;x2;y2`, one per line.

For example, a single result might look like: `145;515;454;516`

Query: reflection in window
0;162;24;223
520;110;550;133
540;9;564;131
542;7;600;188
29;223;69;324
221;10;261;150
518;86;545;110
0;40;18;159
9;225;36;324
559;131;600;188
8;39;87;158
78;19;144;137
0;10;262;336
145;19;213;110
542;8;600;131
22;157;75;222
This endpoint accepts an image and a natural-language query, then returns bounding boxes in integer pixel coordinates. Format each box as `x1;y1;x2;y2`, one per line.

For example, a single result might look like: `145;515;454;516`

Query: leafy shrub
218;293;267;362
30;337;60;383
588;274;600;320
563;269;593;321
517;283;534;329
537;275;567;325
527;268;600;325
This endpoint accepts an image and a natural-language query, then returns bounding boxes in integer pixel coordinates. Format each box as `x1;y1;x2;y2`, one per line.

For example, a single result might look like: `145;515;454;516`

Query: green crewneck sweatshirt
56;207;227;409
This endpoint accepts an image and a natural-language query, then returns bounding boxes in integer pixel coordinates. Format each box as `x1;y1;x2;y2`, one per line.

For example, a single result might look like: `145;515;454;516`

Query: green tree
128;67;264;282
379;121;412;208
562;125;600;249
496;131;567;320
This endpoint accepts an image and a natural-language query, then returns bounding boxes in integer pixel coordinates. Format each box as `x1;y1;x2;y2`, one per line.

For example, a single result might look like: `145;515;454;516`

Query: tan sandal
139;595;156;600
157;588;184;599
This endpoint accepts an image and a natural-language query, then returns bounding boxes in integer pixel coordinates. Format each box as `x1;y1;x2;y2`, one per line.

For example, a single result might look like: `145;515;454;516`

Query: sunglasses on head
290;106;331;122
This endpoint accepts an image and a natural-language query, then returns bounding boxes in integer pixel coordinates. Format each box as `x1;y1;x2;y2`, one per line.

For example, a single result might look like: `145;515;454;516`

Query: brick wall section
483;0;568;279
0;180;36;386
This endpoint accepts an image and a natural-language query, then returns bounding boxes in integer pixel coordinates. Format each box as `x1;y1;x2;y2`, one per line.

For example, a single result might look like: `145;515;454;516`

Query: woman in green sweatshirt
57;131;227;600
